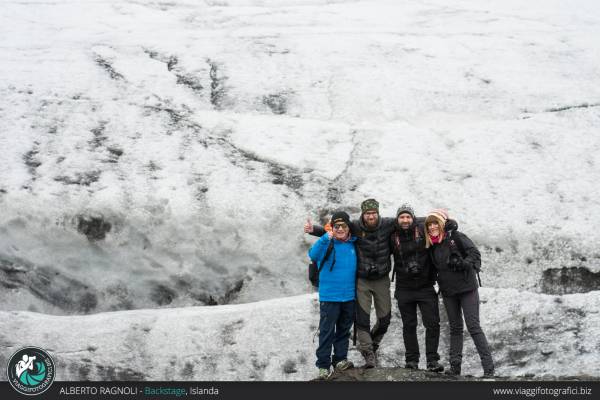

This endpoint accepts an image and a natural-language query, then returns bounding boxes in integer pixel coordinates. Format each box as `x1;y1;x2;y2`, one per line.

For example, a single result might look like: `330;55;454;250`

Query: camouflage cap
361;198;379;213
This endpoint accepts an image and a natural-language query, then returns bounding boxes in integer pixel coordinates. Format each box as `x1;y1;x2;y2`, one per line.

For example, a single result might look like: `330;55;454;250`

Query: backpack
448;231;482;287
308;240;336;288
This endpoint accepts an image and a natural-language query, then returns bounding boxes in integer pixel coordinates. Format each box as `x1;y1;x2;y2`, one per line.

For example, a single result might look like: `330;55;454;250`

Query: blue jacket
308;234;357;302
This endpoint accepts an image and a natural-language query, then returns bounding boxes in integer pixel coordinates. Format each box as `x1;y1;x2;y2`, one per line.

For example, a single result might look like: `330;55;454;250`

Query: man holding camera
391;204;444;372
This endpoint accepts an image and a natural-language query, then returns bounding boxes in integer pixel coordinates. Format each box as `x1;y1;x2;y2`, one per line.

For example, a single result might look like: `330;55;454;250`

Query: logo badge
6;347;55;396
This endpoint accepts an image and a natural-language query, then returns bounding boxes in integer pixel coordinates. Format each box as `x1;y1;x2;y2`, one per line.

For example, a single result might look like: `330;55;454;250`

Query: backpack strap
392;227;418;281
317;240;336;274
391;232;403;282
393;231;404;259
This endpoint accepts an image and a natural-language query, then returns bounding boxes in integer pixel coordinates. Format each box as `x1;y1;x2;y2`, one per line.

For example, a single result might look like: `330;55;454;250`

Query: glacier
0;0;599;380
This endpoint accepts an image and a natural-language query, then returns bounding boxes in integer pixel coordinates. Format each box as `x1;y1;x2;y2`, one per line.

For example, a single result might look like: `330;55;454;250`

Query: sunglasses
333;223;349;230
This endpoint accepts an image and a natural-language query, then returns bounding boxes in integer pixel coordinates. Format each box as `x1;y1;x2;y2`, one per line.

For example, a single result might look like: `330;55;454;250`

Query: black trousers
396;286;441;364
443;289;494;373
316;301;355;369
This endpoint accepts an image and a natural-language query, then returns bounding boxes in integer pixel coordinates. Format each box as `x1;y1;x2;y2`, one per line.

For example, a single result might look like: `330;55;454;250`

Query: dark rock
208;295;219;306
316;206;360;225
540;267;600;295
546;103;600;113
221;319;244;346
78;363;92;380
263;94;287;115
144;49;178;71
181;362;195;379
507;349;529;367
208;59;227;110
23;149;42;175
79;292;99;312
176;74;203;92
150;283;177;306
167;56;178;71
252;359;267;371
269;165;303;191
327;186;342;203
94;56;124;80
54;171;101;186
106;282;134;310
107;147;123;158
144;105;186;126
282;359;297;374
147;160;161;172
76;215;112;241
26;266;99;313
221;279;244;304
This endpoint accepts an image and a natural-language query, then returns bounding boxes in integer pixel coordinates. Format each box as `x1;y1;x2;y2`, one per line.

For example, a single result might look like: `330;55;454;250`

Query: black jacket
429;229;481;297
390;219;435;291
311;216;396;280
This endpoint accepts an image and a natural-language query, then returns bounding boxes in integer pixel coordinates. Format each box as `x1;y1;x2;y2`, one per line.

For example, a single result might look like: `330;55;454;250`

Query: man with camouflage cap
305;198;396;368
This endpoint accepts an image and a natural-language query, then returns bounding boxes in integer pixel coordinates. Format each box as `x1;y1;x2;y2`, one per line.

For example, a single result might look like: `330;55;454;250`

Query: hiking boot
426;361;444;373
405;361;419;370
483;369;495;378
444;364;461;376
334;359;354;372
317;368;331;380
372;343;380;354
361;351;376;369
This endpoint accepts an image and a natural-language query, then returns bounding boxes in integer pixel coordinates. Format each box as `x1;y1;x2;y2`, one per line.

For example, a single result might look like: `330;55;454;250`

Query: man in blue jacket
308;211;358;380
306;199;394;368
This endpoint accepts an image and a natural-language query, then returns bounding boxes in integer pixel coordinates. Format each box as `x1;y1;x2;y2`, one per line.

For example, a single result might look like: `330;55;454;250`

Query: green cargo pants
355;275;392;353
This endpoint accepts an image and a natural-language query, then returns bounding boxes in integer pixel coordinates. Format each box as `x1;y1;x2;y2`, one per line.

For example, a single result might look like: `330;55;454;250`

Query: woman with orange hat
424;209;494;378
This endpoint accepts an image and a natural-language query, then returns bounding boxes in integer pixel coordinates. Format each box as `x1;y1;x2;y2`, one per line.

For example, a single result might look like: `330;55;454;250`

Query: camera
448;254;465;271
367;264;379;277
406;260;421;275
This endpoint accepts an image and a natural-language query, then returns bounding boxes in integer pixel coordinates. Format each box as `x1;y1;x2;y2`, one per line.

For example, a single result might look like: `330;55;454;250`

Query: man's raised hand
304;217;314;233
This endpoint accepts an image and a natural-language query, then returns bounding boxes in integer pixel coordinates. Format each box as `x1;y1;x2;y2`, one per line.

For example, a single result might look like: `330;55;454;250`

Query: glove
448;254;466;271
445;219;458;232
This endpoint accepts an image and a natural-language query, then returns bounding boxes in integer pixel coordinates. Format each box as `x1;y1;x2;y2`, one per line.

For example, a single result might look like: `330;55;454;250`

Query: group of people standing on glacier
304;198;494;380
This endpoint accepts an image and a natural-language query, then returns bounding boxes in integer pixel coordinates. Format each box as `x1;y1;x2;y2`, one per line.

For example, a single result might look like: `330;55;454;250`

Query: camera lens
407;260;420;275
449;254;461;270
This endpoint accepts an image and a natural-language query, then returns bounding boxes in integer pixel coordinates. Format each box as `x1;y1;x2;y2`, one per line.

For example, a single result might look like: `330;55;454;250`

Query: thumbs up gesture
304;217;314;233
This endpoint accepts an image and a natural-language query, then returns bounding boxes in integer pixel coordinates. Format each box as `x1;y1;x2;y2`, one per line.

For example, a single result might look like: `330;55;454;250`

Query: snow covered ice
0;0;599;380
1;289;599;380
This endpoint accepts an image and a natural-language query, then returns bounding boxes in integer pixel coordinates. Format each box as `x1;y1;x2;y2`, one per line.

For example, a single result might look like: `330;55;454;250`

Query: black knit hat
361;198;379;214
331;211;351;226
396;203;415;219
